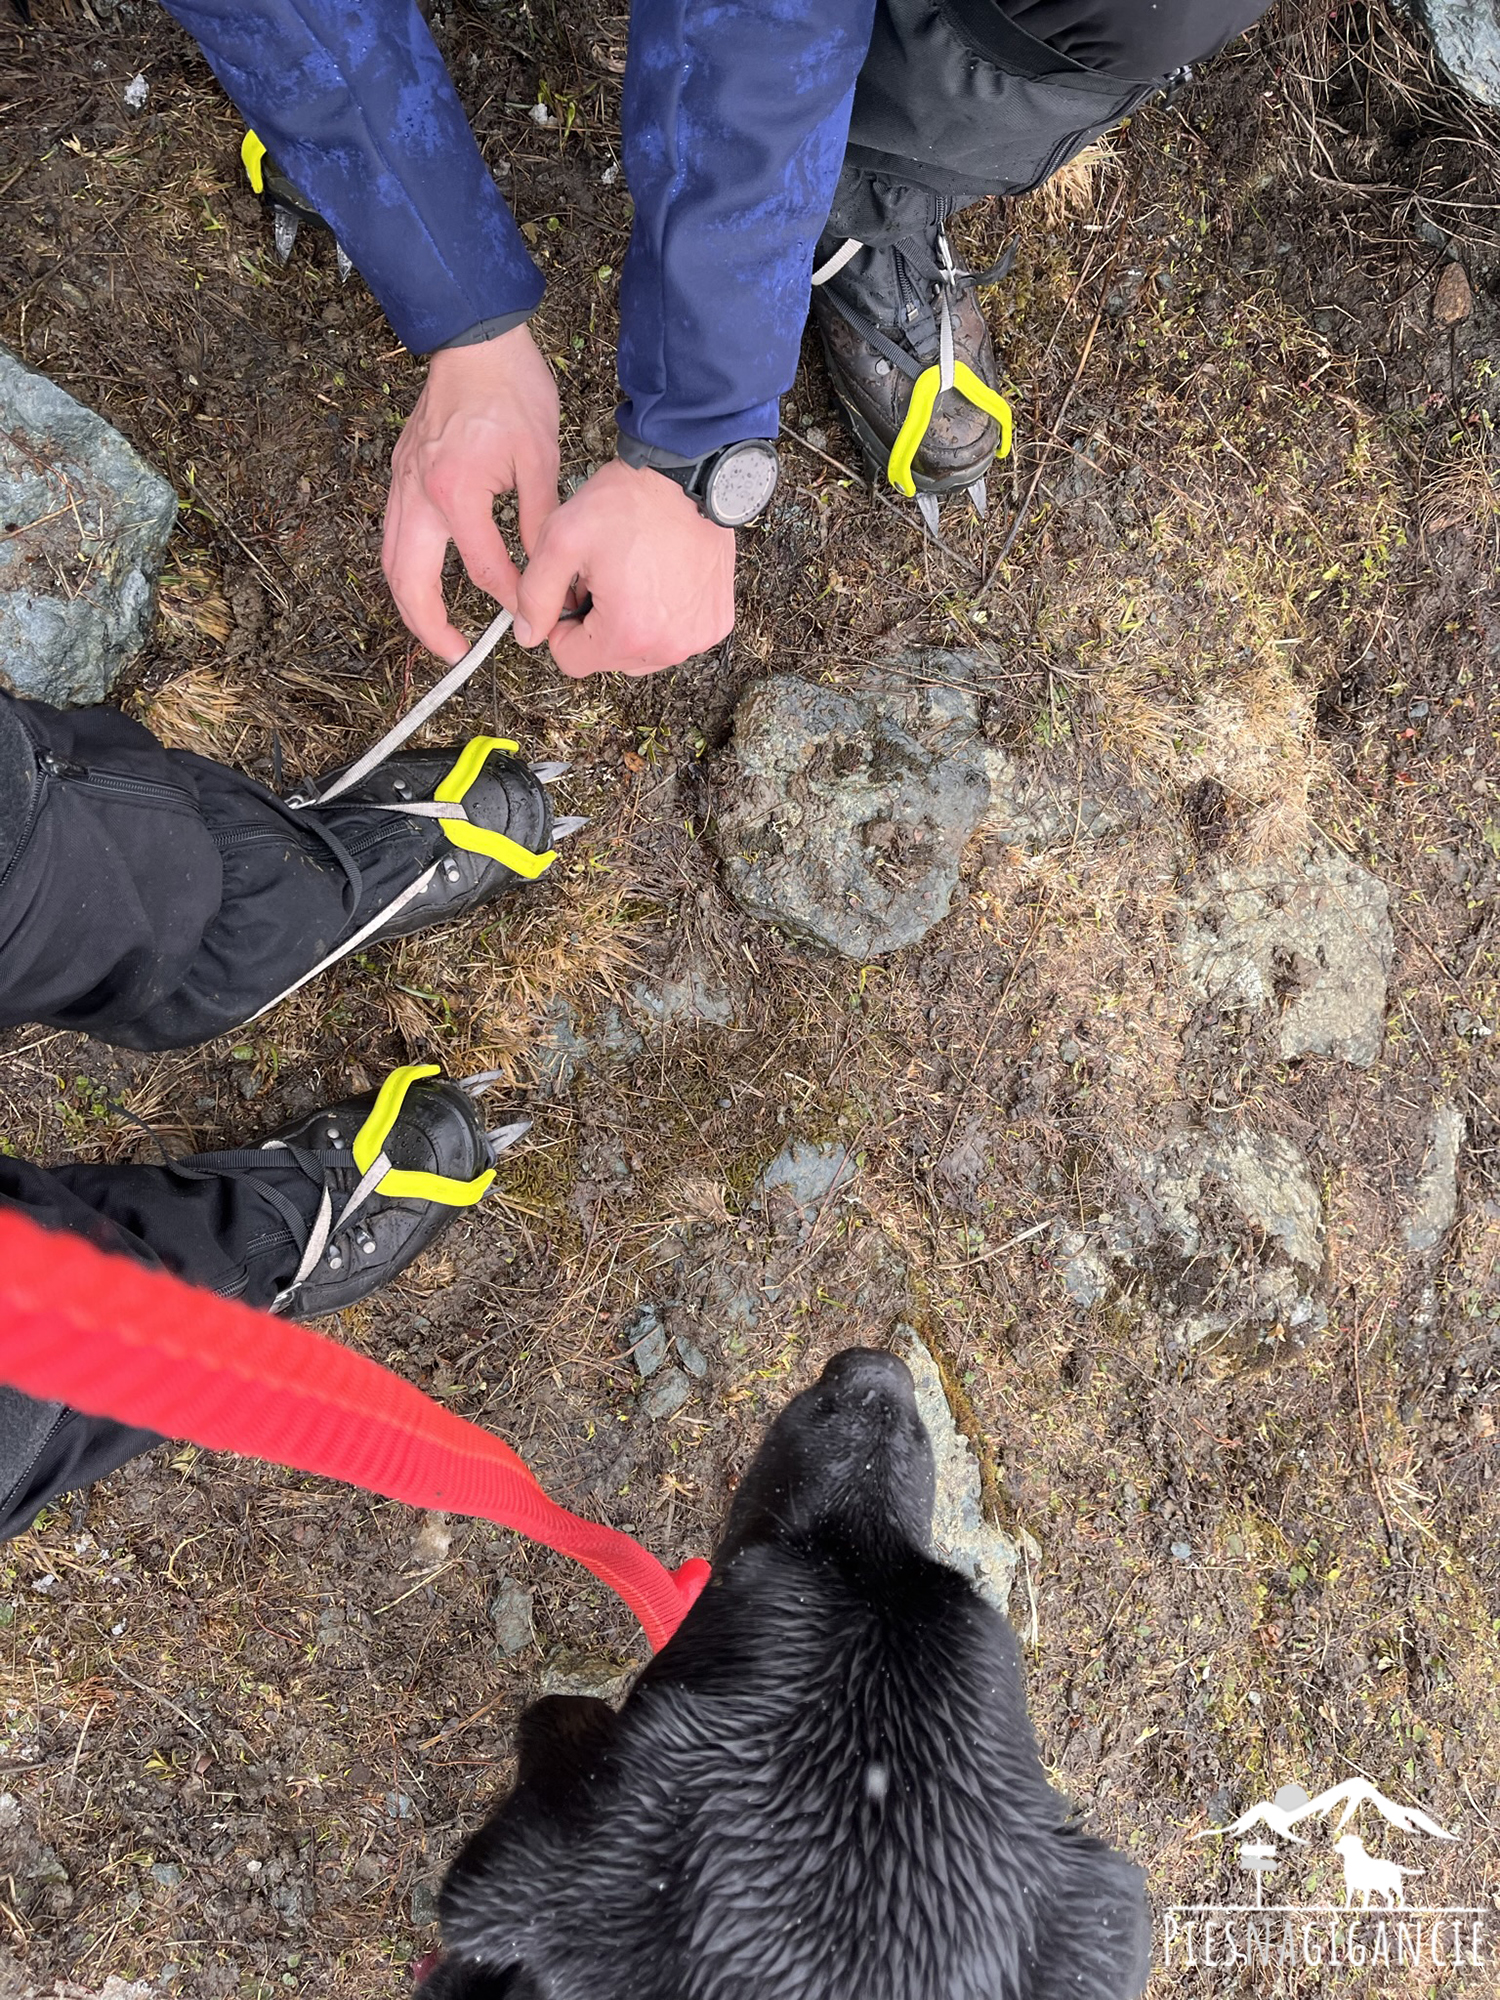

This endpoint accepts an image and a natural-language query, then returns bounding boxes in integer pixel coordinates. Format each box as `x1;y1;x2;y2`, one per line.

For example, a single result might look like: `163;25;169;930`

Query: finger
513;441;562;557
382;496;472;663
444;478;523;612
515;519;585;647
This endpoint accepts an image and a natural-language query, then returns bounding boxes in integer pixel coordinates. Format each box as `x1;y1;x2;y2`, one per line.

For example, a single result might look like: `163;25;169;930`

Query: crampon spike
486;1118;533;1156
967;476;989;520
529;760;570;785
272;207;300;264
915;490;942;538
457;1069;509;1097
335;243;353;284
550;814;589;842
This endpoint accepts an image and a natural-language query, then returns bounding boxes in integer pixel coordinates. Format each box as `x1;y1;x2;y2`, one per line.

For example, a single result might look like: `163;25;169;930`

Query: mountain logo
1162;1775;1490;1977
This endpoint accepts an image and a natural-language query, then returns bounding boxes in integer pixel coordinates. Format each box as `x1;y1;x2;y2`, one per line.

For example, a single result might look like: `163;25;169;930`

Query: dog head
424;1348;1149;2000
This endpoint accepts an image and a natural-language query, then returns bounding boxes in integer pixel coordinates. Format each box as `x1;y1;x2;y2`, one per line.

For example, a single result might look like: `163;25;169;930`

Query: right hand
382;324;561;663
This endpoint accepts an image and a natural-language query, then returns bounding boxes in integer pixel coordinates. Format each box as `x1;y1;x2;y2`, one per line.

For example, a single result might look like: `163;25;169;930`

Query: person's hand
514;458;734;677
382;325;561;663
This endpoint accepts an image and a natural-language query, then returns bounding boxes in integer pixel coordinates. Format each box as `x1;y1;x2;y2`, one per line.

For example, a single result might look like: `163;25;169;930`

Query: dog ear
1022;1836;1152;2000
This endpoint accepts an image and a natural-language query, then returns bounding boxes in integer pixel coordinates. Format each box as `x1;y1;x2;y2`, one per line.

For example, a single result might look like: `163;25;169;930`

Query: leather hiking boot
194;1064;510;1317
307;740;563;951
810;226;1013;503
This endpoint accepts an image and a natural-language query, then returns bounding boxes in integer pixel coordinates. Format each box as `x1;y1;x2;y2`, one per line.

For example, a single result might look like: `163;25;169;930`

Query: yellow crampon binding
240;130;268;196
434;737;556;881
352;1063;495;1208
887;363;1014;500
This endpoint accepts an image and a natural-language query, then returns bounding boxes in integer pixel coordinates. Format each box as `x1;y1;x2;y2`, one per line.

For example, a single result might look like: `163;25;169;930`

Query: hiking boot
187;1064;509;1317
810;225;1013;510
308;740;560;954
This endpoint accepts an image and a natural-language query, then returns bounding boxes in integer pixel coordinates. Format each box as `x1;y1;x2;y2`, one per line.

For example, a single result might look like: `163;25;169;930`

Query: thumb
515;516;583;647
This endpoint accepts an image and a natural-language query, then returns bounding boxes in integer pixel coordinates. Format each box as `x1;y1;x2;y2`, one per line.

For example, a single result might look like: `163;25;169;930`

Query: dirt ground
3;0;1500;1993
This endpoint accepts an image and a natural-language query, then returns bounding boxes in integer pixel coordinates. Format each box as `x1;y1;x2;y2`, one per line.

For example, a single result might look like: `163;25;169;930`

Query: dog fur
422;1348;1150;2000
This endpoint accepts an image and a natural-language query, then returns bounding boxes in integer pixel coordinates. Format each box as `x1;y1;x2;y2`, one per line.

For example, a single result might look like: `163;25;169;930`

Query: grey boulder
715;675;989;957
1416;0;1500;106
0;346;177;705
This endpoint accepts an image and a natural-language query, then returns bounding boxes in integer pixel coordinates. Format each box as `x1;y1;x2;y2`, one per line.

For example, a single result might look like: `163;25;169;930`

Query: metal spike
529;760;570;785
458;1068;508;1097
915;490;942;538
272;206;300;265
550;814;589;842
335;242;353;284
485;1117;533;1157
966;476;989;521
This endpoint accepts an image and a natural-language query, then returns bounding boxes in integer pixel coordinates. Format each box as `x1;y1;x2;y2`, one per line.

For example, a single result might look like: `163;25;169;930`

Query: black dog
422;1348;1149;1999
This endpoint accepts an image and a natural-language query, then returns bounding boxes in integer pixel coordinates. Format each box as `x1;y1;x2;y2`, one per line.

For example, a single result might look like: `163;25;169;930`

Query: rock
0;346;177;705
982;745;1146;851
539;1650;634;1703
1062;1128;1326;1352
410;1880;441;1928
897;1327;1017;1612
410;1511;452;1568
1175;849;1392;1067
1416;0;1500;107
715;675;990;957
753;1138;856;1216
1433;259;1474;325
640;1367;691;1421
488;1576;534;1655
622;1303;669;1377
148;1862;182;1889
1403;1104;1464;1254
674;1334;709;1379
630;971;736;1028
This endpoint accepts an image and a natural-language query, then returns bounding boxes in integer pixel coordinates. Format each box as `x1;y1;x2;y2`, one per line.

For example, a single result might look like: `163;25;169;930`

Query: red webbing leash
0;1211;709;1652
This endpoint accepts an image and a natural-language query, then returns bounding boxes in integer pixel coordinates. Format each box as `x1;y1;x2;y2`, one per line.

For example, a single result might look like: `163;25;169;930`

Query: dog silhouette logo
1333;1834;1422;1910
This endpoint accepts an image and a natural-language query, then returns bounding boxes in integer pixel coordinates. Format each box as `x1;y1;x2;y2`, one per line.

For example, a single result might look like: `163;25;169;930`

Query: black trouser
0;689;413;1537
829;0;1269;243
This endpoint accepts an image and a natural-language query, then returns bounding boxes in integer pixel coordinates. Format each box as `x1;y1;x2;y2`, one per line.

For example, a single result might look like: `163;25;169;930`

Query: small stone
623;1304;668;1377
640;1367;691;1421
149;1861;183;1888
385;1791;415;1820
1433;260;1473;325
675;1335;709;1379
1170;1542;1193;1562
410;1512;452;1567
411;1880;441;1928
123;72;149;110
1403;1103;1464;1253
489;1576;534;1655
752;1138;856;1214
0;1794;19;1829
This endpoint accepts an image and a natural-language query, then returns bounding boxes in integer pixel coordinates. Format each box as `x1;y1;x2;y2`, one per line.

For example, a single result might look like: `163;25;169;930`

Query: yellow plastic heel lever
351;1063;495;1207
886;363;1014;498
434;737;556;881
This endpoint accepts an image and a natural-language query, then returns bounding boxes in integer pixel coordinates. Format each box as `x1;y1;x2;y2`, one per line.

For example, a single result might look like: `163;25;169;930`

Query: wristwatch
650;440;780;528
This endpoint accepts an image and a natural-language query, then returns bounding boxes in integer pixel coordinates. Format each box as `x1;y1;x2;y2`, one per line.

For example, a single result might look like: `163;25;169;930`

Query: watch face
706;443;779;527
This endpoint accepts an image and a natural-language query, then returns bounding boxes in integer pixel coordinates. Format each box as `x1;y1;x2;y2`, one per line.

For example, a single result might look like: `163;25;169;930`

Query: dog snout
818;1349;917;1422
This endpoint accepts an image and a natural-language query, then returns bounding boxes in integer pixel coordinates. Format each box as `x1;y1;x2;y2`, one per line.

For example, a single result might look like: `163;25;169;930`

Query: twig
1351;1305;1399;1548
107;1652;214;1748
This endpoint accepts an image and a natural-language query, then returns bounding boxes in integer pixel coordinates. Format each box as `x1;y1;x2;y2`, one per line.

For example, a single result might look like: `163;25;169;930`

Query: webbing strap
0;1210;709;1652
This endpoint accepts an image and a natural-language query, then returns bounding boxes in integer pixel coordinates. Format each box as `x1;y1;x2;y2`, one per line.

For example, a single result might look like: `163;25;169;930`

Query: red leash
0;1211;709;1652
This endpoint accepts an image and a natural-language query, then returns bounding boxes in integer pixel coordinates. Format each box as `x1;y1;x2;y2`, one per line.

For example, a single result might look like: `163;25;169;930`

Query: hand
514;458;735;678
382;326;561;662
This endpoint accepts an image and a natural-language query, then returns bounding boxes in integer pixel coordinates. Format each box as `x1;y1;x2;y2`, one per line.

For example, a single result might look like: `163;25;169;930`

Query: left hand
514;459;735;678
